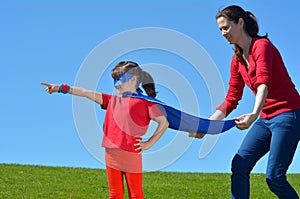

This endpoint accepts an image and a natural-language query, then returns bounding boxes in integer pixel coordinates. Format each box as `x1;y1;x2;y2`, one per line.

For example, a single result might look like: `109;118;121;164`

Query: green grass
0;164;299;198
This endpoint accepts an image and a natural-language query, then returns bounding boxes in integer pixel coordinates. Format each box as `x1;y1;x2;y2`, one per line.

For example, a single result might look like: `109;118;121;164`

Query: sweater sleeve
217;58;245;117
252;38;273;89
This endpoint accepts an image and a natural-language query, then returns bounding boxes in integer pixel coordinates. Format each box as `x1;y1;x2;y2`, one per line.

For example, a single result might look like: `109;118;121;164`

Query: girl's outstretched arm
40;82;103;105
134;116;169;153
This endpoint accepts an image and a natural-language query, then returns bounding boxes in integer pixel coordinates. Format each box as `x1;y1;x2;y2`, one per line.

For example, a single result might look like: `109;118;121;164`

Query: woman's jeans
231;109;300;199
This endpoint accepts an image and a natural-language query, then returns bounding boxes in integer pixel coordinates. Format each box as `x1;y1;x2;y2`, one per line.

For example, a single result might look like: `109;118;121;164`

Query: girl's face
217;16;243;45
114;73;137;95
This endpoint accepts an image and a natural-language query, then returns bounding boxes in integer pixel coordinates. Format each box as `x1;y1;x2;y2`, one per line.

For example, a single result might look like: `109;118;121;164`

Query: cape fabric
123;92;236;135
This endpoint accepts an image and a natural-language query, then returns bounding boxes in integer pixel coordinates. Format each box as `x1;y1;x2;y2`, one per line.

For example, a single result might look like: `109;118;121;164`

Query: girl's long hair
111;61;157;97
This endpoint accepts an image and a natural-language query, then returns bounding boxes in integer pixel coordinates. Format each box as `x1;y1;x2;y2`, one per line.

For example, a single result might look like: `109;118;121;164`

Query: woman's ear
238;18;244;28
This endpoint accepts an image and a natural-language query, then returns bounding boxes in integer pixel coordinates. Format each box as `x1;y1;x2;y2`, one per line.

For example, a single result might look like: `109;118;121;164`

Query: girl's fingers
134;139;143;153
41;82;52;93
40;82;50;87
41;82;59;94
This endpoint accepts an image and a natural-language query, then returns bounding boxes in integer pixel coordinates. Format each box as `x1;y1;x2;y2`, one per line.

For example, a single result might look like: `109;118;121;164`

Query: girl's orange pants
106;166;144;199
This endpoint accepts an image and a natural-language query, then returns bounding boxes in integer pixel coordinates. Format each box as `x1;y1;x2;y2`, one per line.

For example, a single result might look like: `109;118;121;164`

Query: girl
41;61;169;199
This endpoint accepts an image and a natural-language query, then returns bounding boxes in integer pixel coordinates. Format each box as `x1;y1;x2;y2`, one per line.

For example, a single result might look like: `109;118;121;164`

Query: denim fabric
231;109;300;199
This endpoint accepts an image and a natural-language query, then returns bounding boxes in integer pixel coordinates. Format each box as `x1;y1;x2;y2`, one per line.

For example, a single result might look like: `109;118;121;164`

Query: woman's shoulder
251;37;276;53
252;37;273;47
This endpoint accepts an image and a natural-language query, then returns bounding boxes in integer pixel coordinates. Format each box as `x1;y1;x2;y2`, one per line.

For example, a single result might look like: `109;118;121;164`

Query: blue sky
1;0;299;173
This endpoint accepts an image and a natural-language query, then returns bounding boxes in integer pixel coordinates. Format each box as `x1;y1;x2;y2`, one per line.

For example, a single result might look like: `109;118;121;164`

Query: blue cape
123;91;236;135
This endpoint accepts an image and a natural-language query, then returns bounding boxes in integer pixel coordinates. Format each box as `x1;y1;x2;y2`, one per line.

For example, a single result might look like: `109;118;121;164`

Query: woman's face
217;16;243;45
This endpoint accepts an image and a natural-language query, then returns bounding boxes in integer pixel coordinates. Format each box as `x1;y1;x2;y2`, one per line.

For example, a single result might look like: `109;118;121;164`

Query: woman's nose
221;29;227;36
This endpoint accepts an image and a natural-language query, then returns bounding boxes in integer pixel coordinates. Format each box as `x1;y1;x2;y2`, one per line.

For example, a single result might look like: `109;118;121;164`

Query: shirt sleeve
100;93;111;110
148;102;164;119
217;58;245;117
252;39;273;89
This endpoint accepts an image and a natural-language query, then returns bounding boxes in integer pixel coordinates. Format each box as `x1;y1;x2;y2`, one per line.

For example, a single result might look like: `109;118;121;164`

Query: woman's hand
235;84;268;130
188;110;225;139
235;112;258;130
41;82;59;94
188;133;205;139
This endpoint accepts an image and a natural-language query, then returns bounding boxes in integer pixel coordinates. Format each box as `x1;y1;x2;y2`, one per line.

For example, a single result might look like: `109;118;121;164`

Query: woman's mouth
225;35;231;41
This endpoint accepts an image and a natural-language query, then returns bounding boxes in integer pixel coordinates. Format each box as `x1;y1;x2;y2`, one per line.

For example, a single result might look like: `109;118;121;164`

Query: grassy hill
0;164;299;198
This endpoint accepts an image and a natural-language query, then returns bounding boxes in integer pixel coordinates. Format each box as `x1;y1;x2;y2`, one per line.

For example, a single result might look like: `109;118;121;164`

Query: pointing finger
40;82;50;87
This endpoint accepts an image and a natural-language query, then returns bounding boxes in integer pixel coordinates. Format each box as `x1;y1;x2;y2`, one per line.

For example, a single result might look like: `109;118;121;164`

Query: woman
41;61;169;199
209;5;299;199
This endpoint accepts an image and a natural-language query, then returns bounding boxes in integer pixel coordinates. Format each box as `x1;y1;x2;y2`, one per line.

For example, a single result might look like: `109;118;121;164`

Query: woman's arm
134;116;169;153
41;82;103;105
235;84;268;130
209;110;226;120
188;110;226;139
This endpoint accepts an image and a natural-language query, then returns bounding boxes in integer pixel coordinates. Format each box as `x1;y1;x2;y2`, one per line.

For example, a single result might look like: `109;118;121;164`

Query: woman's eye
220;26;229;31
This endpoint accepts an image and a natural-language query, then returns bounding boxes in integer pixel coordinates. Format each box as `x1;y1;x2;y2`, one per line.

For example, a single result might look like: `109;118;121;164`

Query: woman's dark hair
216;5;268;62
111;61;157;97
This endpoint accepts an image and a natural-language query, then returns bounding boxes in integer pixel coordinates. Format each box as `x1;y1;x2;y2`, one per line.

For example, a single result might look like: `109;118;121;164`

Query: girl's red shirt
100;93;163;152
217;37;300;119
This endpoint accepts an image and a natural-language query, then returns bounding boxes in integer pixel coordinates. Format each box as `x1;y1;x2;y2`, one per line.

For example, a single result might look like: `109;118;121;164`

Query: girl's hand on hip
134;139;150;154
